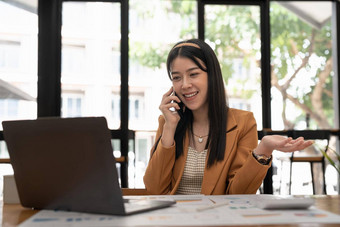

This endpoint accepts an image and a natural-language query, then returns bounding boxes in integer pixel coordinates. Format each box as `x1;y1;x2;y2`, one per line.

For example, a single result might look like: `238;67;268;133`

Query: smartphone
173;92;184;119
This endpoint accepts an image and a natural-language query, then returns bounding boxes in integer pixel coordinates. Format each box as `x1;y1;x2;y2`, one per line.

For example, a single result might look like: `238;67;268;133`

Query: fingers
159;87;182;124
263;135;314;153
163;87;173;97
279;137;293;145
279;138;314;153
273;136;293;149
294;140;314;150
160;102;180;113
161;87;181;105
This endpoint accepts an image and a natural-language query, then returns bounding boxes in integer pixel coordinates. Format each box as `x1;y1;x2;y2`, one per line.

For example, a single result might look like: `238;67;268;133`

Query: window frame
0;0;338;192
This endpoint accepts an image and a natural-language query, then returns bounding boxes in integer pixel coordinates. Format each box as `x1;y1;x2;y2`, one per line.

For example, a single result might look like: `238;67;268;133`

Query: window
0;1;37;129
204;4;262;129
269;0;337;195
110;94;120;129
62;44;86;74
128;0;197;132
0;0;38;197
0;99;18;117
270;1;334;130
129;95;144;120
61;94;83;117
0;40;21;69
127;0;198;186
1;0;338;193
61;2;121;129
108;46;120;75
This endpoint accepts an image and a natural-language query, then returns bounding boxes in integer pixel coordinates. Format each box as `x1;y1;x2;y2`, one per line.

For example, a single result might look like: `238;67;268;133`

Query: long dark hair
166;39;228;168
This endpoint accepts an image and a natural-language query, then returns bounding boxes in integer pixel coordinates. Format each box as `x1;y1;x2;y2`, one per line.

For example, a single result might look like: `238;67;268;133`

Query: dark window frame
0;0;339;192
37;0;130;187
199;0;340;193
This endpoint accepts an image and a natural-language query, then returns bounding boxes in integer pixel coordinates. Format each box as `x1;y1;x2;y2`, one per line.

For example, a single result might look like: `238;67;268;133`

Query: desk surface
2;195;340;227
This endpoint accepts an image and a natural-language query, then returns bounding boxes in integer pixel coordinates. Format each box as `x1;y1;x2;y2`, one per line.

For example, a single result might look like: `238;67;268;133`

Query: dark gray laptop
2;117;175;215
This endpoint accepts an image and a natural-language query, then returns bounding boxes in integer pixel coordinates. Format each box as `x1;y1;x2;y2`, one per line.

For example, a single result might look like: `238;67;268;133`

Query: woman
143;39;312;195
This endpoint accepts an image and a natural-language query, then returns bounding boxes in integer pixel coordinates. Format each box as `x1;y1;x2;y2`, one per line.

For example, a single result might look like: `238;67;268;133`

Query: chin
185;105;199;111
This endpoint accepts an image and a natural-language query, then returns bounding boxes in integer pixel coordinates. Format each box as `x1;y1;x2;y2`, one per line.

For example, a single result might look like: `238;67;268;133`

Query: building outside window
61;94;83;118
61;2;121;128
62;44;86;75
0;40;20;69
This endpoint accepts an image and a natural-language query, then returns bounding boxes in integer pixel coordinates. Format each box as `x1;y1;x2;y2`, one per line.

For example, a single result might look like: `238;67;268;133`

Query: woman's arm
143;116;176;195
226;111;269;194
225;111;313;194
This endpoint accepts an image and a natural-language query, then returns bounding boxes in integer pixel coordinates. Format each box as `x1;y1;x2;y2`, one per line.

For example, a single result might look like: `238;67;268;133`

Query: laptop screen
3;117;126;215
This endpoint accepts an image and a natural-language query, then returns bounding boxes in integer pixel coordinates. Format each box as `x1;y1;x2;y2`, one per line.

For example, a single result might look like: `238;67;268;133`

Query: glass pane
129;0;197;187
0;1;37;131
0;0;37;199
204;5;262;130
270;1;334;130
61;2;121;129
270;1;337;196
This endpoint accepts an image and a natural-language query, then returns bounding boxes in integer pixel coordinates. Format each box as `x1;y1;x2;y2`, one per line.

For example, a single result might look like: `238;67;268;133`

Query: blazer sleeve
143;115;176;195
226;111;271;194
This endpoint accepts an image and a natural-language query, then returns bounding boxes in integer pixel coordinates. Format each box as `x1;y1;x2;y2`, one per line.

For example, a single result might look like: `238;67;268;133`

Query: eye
172;76;181;81
190;72;199;77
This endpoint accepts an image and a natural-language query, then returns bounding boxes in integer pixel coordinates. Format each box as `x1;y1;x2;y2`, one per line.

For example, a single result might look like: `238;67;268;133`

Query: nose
181;75;192;89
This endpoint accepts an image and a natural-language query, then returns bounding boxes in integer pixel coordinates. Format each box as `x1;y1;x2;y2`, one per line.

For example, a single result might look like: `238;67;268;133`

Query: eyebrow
171;67;200;75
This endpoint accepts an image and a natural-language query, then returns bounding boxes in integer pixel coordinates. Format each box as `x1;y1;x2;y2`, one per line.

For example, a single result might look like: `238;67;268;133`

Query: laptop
2;117;175;215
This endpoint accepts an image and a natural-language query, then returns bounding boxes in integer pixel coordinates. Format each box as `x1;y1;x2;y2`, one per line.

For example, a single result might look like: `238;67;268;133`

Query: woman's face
170;56;208;113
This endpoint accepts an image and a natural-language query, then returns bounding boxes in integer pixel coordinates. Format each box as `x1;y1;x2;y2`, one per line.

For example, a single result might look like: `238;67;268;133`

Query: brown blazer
143;108;271;195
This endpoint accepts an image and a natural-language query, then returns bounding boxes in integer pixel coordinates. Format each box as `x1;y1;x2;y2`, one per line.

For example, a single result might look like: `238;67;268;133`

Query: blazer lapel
201;110;239;195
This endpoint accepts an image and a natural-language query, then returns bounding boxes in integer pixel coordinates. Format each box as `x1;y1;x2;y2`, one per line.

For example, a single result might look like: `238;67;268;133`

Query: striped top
176;146;207;195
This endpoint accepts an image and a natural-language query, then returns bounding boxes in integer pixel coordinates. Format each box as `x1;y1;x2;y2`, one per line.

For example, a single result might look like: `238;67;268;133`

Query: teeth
184;92;197;98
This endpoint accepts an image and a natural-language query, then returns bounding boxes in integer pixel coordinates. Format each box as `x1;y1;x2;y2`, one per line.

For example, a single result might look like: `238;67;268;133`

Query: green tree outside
130;1;333;130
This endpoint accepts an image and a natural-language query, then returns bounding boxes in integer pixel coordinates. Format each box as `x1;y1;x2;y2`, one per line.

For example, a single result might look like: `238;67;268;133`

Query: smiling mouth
183;91;198;98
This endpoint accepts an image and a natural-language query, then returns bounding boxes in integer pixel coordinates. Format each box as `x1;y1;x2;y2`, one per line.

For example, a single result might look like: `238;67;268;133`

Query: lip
183;91;198;101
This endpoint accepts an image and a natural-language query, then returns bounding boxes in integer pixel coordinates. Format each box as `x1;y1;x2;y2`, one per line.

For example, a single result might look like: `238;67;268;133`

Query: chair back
287;130;331;195
288;130;330;153
288;130;330;140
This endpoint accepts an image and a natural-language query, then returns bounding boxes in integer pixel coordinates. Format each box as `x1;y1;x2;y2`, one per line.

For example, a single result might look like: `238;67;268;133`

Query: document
19;195;340;227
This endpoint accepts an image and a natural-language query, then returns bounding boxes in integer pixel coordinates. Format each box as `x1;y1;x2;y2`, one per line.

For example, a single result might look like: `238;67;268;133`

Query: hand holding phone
160;87;183;124
159;88;183;148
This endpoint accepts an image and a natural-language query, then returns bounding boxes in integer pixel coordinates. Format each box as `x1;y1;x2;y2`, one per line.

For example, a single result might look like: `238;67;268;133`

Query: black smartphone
173;92;184;119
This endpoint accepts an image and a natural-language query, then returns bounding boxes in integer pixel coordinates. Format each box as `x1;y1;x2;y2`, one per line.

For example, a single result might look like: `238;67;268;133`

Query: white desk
2;194;340;227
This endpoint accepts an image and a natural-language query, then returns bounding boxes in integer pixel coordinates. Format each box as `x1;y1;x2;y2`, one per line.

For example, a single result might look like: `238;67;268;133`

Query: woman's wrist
163;123;177;134
161;124;176;148
255;137;274;156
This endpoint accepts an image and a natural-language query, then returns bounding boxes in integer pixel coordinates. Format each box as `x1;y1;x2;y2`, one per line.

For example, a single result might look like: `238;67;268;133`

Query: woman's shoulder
227;108;256;128
227;108;257;134
228;107;254;118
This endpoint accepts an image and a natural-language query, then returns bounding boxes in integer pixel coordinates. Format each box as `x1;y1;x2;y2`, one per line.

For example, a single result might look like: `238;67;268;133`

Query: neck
192;105;209;124
192;111;209;137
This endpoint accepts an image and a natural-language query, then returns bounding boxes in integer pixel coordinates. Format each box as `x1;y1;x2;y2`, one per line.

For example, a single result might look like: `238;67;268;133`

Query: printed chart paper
19;195;340;226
